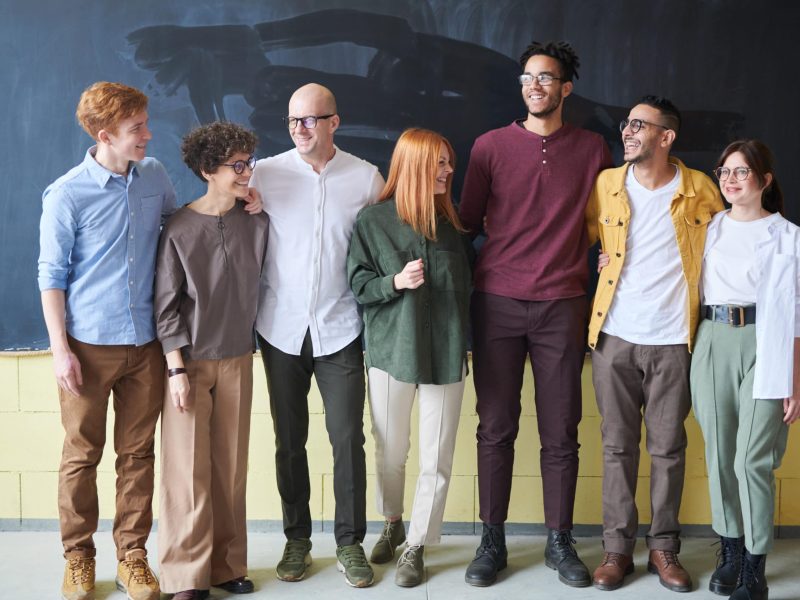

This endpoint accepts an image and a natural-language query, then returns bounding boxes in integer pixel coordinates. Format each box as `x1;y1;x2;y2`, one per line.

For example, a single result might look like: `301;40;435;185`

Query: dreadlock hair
518;41;580;81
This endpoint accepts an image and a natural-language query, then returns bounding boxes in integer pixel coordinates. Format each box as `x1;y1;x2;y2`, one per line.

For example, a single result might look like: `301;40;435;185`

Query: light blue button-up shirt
38;147;177;346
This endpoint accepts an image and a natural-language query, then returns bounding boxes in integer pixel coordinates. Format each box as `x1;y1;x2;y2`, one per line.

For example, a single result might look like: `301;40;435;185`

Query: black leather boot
710;536;743;595
730;550;768;600
464;523;507;587
544;529;591;587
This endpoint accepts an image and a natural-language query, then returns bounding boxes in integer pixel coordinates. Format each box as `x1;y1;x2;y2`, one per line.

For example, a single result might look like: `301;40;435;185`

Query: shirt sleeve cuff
380;275;402;300
160;332;191;355
37;277;67;291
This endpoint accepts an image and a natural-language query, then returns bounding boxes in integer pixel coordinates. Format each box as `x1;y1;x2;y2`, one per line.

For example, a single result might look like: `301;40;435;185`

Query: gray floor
2;531;799;599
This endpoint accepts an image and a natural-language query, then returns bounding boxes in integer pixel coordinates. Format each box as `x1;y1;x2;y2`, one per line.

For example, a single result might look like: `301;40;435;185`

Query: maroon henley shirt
460;121;613;301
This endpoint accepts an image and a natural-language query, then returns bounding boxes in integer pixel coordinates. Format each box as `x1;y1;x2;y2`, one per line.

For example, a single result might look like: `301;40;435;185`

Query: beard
526;89;563;119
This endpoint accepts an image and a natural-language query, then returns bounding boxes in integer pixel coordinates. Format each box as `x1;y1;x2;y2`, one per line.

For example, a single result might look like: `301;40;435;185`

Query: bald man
251;84;385;588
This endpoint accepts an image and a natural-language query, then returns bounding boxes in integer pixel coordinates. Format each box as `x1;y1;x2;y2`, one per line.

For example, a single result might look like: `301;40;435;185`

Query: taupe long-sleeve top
155;201;268;360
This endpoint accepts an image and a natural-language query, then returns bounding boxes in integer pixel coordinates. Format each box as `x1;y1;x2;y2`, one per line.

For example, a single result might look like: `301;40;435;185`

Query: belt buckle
728;305;745;327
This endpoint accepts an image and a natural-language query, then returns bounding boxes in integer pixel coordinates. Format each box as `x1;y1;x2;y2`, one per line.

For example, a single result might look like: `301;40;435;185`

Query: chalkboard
2;0;798;350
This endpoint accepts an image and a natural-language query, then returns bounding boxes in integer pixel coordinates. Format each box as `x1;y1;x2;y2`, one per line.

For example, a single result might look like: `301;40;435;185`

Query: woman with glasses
154;122;268;600
690;140;800;600
347;128;472;587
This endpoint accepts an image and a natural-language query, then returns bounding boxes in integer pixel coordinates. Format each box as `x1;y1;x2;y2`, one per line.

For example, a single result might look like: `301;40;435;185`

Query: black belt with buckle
703;304;756;327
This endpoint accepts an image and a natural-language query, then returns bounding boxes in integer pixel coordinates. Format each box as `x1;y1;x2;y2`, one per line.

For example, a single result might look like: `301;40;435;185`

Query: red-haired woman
691;140;800;600
347;128;473;587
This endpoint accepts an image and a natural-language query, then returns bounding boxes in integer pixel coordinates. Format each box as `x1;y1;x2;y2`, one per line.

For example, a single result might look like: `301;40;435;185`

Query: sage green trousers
690;319;789;554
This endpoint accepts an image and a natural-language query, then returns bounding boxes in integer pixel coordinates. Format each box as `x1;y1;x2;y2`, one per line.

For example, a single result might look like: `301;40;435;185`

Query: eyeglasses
619;118;671;134
518;73;565;87
283;114;335;130
714;167;752;181
219;155;256;174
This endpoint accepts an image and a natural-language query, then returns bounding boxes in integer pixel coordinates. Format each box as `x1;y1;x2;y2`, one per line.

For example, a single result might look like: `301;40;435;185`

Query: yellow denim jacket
585;157;723;351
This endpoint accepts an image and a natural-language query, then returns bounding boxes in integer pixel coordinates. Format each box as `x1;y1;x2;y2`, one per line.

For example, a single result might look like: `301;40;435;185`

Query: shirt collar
84;146;139;188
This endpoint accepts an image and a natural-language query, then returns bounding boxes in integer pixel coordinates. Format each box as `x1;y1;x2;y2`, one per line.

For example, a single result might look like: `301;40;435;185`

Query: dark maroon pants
472;291;587;530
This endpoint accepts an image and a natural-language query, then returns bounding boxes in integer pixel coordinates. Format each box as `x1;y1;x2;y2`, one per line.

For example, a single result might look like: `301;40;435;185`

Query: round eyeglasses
518;73;564;87
714;167;752;181
283;114;335;130
619;118;671;134
219;155;256;174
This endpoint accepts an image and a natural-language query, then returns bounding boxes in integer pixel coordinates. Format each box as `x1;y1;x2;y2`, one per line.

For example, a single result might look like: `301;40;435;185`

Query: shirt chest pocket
433;249;468;292
684;211;713;257
599;212;626;253
139;195;162;232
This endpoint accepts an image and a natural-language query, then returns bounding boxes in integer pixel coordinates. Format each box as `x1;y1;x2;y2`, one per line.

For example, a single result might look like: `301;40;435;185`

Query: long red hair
379;128;465;240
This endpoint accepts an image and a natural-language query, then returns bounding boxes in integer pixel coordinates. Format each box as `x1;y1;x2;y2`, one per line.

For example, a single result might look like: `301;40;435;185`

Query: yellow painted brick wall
1;353;798;526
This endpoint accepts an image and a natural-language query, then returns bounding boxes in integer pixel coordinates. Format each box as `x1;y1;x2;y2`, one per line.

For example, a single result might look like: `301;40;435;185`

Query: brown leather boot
647;549;692;592
592;552;634;591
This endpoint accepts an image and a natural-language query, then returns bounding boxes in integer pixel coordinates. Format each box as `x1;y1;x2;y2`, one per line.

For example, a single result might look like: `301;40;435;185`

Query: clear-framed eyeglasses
220;155;256;174
518;73;565;87
619;118;671;134
714;167;753;181
283;114;335;130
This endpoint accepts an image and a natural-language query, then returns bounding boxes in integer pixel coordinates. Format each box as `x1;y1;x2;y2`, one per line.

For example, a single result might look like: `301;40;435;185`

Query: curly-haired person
154;121;268;600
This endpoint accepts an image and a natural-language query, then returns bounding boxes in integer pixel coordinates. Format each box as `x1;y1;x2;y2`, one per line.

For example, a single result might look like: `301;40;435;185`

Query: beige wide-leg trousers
158;352;253;593
368;366;465;546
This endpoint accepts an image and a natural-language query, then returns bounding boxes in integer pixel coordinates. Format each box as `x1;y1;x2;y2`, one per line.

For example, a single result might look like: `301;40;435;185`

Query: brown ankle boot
592;552;633;591
647;549;692;592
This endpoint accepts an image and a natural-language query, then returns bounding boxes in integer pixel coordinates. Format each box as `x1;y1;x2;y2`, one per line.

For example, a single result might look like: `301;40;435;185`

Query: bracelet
168;367;187;378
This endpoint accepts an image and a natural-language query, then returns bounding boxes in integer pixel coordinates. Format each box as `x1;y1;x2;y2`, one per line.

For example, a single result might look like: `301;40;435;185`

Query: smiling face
434;144;454;195
287;85;339;165
205;151;254;198
520;54;572;119
719;151;769;209
103;110;151;164
621;104;670;165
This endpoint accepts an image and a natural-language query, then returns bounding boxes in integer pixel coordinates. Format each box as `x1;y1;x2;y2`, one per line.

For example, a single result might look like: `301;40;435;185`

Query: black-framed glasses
714;166;752;181
219;155;256;174
283;114;335;130
518;73;564;87
619;118;671;134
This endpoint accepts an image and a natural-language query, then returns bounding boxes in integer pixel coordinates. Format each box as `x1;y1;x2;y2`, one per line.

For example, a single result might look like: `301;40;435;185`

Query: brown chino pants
591;332;691;554
58;336;164;560
472;292;587;530
158;352;253;593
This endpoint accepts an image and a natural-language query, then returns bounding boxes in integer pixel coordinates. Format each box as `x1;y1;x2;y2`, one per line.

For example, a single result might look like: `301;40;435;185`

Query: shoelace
122;558;154;584
339;545;369;567
282;540;309;563
601;552;627;567
68;558;94;584
398;545;423;567
656;551;680;568
712;539;741;568
378;520;399;542
552;531;578;557
475;528;503;557
739;554;763;586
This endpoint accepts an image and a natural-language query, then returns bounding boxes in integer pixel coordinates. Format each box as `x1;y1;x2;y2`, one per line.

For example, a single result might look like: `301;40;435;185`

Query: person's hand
597;249;611;272
169;373;190;413
784;395;800;424
53;347;82;396
393;259;425;290
241;187;263;214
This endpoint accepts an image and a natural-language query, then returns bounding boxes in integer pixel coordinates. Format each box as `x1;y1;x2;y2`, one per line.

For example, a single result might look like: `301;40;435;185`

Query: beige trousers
368;367;465;546
158;352;253;593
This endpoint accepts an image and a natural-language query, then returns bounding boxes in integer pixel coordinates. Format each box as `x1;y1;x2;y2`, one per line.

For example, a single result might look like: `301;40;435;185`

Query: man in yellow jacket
584;96;723;593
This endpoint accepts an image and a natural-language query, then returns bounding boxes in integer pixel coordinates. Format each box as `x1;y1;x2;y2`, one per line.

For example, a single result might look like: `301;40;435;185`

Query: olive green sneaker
336;543;374;588
395;545;425;587
370;520;406;564
62;556;95;600
276;538;312;582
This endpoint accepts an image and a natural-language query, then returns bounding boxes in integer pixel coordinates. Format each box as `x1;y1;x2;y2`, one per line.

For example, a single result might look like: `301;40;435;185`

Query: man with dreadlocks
459;41;612;588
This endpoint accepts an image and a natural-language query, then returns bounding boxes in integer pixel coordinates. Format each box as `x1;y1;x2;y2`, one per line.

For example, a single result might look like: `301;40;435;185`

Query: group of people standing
38;39;798;600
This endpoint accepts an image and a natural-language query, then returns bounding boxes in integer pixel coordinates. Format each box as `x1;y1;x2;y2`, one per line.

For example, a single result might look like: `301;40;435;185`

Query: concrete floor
2;531;799;599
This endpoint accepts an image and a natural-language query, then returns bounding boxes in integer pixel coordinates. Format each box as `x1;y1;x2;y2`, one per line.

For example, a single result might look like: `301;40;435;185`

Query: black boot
709;536;743;595
730;550;768;600
464;523;507;587
544;529;591;587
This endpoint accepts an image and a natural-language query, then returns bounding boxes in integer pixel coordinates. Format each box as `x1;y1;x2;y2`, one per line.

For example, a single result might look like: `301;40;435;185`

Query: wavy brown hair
379;128;464;240
716;139;784;215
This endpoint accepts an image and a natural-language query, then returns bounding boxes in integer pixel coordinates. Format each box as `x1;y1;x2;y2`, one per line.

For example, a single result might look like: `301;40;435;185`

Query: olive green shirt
347;199;473;385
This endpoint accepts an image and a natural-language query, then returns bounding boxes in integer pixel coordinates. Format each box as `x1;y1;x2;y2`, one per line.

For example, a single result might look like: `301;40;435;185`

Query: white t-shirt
602;165;688;345
703;214;772;306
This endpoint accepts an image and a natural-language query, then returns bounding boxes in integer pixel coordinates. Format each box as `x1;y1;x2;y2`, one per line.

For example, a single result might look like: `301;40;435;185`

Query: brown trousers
591;333;691;554
58;336;164;560
158;353;253;593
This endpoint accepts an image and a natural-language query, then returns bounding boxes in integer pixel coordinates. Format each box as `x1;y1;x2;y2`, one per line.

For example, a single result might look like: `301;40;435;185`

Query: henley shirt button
542;148;547;153
543;138;547;142
542;160;547;164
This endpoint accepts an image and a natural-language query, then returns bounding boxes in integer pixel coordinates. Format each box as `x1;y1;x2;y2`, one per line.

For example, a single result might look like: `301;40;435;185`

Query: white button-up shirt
251;146;384;357
704;210;800;399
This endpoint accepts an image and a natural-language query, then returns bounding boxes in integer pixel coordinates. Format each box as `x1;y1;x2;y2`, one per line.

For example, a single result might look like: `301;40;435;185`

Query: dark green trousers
258;330;367;546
